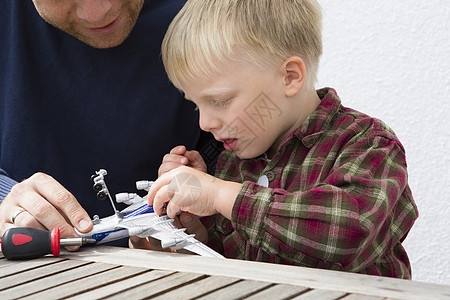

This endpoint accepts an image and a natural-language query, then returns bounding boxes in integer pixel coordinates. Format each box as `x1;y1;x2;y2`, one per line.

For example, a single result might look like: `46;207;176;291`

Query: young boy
147;0;418;278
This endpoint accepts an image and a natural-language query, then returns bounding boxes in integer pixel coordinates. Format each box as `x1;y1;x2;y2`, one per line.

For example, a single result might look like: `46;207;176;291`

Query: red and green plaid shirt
202;88;418;279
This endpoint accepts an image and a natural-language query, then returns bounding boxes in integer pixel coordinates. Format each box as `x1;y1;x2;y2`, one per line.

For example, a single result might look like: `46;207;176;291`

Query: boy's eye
214;98;231;108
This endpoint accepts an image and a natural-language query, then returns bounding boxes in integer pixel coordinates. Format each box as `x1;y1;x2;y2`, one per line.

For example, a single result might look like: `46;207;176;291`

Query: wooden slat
64;246;450;300
105;271;205;299
21;265;150;300
0;259;88;295
291;289;348;299
0;257;31;269
341;294;385;300
244;283;309;299
0;259;19;269
151;275;241;299
16;262;119;299
65;269;175;299
196;279;273;299
0;257;63;278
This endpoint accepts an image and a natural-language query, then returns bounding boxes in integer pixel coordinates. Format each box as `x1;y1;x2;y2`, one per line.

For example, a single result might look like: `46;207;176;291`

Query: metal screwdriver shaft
60;237;96;246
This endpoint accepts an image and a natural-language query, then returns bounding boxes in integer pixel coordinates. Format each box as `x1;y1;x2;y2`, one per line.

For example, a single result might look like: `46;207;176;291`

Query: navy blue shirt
0;0;218;236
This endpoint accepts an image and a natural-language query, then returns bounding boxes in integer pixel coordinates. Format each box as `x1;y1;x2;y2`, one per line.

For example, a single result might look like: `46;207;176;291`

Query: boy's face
182;58;303;159
32;0;144;48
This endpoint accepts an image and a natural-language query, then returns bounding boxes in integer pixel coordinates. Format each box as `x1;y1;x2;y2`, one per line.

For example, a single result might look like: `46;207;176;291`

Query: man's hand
158;145;207;176
129;212;208;254
0;172;93;249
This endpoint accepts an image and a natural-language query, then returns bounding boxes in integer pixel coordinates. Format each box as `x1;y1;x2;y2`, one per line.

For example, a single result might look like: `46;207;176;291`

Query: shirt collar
292;87;342;148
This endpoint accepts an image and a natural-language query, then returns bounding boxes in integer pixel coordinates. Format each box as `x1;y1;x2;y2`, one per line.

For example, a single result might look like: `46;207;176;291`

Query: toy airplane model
75;169;224;258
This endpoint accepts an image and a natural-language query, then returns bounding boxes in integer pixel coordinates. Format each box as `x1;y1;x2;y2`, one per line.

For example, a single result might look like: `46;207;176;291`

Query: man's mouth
86;14;121;35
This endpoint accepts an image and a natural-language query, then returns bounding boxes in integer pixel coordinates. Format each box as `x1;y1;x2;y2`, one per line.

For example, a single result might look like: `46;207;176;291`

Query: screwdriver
0;227;95;260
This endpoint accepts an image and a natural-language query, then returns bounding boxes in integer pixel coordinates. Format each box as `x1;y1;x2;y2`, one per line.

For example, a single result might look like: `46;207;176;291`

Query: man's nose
76;0;113;24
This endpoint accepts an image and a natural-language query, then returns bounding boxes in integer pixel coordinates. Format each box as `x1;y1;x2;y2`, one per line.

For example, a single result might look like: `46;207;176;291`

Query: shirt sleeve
0;169;17;202
200;215;226;255
230;133;417;272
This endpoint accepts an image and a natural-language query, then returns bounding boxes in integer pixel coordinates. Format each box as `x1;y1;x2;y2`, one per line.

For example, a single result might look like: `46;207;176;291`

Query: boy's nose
76;0;113;24
199;111;221;132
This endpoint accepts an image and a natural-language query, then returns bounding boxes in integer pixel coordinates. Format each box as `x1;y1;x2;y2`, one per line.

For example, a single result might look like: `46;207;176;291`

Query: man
0;0;215;247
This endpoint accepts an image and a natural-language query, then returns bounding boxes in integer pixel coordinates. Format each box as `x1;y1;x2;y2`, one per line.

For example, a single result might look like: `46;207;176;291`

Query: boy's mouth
220;138;238;151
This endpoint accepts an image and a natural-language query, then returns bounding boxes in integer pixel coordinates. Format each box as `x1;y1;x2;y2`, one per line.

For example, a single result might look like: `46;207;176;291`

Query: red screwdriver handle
1;227;60;259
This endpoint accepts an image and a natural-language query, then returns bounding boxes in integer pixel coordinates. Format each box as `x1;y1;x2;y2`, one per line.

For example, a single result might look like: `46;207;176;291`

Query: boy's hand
148;166;242;220
158;145;207;176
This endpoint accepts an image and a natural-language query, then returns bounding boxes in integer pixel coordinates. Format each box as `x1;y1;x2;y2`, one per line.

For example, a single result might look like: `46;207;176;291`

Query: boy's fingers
169;145;186;155
166;202;181;219
158;161;186;177
147;172;171;205
162;153;188;165
185;151;207;171
152;185;173;216
159;152;189;176
129;236;152;250
179;212;208;243
129;236;174;253
184;150;201;160
172;216;183;228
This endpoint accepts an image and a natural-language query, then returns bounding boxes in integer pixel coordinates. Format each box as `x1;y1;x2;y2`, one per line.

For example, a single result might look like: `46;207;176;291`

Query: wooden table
0;246;449;299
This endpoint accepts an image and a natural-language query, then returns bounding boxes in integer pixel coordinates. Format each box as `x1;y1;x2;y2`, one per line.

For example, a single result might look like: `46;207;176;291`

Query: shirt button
221;220;232;233
265;171;275;181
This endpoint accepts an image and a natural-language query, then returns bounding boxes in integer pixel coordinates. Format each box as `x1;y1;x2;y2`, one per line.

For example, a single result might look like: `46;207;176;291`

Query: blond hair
162;0;322;90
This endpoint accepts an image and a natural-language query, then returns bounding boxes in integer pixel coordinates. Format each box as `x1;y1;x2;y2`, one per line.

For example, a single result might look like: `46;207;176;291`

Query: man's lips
86;14;121;34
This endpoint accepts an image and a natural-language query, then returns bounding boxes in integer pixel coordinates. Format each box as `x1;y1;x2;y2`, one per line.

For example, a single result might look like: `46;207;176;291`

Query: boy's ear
281;56;306;97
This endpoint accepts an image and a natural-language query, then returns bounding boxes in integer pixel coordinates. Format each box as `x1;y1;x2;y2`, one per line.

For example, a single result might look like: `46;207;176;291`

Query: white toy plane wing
115;213;223;258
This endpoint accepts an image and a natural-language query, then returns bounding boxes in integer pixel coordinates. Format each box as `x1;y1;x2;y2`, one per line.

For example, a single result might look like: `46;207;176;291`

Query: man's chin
60;24;133;48
73;34;129;49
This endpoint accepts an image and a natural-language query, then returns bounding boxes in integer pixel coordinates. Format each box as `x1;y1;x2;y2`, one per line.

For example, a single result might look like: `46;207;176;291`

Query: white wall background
316;1;450;285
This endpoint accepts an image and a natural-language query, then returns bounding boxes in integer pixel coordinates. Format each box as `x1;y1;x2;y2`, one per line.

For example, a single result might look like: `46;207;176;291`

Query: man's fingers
4;181;76;237
18;193;77;237
26;173;93;233
1;173;93;238
8;210;46;230
1;223;15;236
